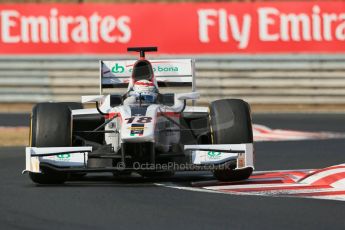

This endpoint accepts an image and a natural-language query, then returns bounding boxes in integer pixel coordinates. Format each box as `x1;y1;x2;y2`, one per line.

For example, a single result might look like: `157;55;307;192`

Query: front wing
23;144;253;174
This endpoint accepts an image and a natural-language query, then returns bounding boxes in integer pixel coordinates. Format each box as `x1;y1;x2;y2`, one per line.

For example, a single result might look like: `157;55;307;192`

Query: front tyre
29;103;72;184
209;99;253;181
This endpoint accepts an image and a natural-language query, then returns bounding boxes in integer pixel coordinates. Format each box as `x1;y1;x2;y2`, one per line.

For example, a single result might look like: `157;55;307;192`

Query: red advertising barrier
0;2;344;54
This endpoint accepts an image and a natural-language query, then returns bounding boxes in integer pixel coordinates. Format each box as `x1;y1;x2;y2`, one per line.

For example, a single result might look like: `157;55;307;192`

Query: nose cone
121;120;155;143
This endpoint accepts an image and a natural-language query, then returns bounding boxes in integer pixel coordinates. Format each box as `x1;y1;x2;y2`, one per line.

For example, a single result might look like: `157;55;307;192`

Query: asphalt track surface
0;114;344;230
0;113;29;127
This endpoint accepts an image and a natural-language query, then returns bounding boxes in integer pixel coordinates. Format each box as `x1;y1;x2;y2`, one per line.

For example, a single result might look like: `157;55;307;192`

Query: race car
23;47;254;184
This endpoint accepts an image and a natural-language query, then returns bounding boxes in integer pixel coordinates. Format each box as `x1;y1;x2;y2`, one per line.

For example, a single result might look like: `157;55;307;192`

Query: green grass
0;127;28;147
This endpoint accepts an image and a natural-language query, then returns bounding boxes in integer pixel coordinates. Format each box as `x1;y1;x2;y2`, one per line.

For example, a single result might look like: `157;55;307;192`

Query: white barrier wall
0;55;344;107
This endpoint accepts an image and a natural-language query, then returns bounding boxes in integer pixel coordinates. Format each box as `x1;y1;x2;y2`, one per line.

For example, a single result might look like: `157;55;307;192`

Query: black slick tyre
209;99;253;181
29;103;72;184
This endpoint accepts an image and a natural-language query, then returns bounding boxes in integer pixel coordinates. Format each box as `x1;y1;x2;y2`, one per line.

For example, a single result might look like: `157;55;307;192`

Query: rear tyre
29;103;72;184
209;99;253;181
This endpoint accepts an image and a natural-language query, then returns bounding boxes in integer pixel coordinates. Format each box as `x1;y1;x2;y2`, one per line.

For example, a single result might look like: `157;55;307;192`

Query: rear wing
100;59;195;94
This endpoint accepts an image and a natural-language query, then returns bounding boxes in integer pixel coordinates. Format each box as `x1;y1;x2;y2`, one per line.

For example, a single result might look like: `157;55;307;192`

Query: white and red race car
23;47;254;184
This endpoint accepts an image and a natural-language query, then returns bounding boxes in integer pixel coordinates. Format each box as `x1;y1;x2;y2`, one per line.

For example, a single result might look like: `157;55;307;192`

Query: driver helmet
132;80;158;103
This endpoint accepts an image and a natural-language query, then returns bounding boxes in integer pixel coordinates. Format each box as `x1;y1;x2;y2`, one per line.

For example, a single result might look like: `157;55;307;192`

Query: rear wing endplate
100;59;195;94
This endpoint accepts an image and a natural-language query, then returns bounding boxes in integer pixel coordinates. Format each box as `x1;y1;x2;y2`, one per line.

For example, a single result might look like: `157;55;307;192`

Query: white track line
299;167;345;184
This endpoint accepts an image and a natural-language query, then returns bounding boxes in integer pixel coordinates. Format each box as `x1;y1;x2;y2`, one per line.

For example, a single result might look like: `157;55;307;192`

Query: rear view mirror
176;92;200;100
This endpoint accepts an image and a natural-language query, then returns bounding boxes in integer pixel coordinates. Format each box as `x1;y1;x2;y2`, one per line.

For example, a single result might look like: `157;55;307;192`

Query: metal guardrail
0;54;344;106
